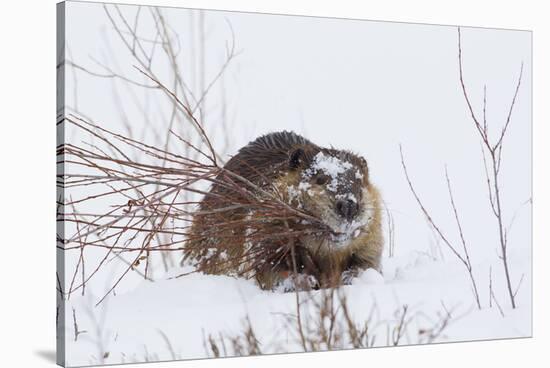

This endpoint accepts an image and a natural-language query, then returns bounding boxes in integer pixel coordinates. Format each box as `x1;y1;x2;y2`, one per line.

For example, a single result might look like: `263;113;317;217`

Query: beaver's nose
336;199;359;221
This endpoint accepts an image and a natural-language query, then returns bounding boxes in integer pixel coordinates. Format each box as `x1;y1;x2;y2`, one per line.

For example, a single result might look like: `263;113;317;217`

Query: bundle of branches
57;70;331;304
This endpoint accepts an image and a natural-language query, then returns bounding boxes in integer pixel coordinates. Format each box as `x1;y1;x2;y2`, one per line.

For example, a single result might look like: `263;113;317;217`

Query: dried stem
458;27;523;309
400;147;481;309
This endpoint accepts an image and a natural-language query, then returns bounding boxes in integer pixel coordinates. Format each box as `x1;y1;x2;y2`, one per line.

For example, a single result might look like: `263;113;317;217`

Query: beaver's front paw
275;273;319;292
341;269;360;285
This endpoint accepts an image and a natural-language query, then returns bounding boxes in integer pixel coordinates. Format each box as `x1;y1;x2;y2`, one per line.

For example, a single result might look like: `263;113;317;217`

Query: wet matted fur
184;131;383;291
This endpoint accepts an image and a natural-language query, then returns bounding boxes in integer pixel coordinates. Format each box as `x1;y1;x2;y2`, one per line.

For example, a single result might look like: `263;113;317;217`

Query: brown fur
184;131;383;291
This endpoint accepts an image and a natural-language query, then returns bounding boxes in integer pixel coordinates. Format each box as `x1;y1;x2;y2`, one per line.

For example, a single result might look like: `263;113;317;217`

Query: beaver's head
284;145;375;250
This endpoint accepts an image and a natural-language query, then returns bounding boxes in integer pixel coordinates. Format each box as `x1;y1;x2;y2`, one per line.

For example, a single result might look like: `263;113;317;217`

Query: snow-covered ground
61;245;531;366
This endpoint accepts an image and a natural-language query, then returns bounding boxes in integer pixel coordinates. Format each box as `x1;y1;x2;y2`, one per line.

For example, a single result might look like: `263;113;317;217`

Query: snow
297;181;312;193
305;152;354;192
354;268;385;285
62;248;531;366
287;182;313;203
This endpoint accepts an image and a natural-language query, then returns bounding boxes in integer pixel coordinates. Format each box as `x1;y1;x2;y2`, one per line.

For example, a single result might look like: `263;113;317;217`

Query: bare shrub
58;70;335;305
457;27;524;309
60;4;241;296
58;6;334;305
203;288;458;357
205;317;262;358
398;27;525;310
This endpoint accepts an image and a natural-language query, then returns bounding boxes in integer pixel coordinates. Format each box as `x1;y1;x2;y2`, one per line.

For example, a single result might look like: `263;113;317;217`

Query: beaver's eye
315;175;329;185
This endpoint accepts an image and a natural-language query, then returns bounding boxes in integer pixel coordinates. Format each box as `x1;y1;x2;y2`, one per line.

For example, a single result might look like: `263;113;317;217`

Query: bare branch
445;167;481;309
399;146;465;265
457;27;522;309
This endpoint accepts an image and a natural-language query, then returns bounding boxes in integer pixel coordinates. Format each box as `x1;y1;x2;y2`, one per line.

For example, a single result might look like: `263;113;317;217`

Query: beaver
184;131;383;291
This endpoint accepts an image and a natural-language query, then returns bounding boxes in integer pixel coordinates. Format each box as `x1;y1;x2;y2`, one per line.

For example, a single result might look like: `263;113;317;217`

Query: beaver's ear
288;148;305;170
359;156;368;169
358;156;369;182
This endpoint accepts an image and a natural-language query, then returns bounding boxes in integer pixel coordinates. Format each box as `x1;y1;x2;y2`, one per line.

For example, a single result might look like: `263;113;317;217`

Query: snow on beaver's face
285;148;374;249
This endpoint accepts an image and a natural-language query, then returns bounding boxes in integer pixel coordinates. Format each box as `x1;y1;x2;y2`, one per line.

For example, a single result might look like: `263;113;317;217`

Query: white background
0;0;547;367
62;0;532;302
